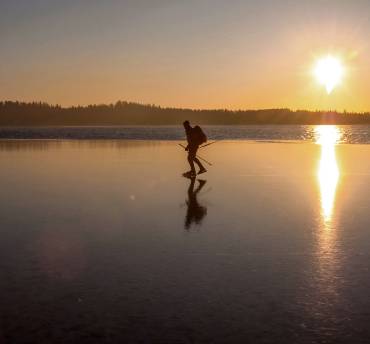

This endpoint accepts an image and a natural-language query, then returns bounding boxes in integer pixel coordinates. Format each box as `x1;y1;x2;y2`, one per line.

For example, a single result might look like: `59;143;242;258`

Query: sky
1;0;370;111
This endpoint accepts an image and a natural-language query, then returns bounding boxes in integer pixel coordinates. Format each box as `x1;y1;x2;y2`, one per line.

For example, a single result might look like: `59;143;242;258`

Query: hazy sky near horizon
1;0;370;111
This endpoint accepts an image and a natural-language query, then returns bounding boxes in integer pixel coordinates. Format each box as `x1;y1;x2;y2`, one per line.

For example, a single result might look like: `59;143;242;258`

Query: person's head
183;120;191;129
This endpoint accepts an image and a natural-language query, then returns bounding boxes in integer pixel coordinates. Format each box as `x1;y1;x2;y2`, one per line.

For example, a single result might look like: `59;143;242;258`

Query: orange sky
1;1;370;111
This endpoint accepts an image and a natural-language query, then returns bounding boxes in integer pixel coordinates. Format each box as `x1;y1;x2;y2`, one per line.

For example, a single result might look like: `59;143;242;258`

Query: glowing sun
314;56;344;94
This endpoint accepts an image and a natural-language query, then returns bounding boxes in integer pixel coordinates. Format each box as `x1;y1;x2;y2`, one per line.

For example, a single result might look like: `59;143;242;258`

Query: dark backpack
193;125;207;145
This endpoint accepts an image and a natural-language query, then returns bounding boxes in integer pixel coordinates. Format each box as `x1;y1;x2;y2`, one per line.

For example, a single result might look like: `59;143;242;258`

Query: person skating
182;120;207;177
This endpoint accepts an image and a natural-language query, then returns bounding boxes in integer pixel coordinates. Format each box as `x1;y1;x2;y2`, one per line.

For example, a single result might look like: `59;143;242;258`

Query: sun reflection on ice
315;126;341;223
311;126;343;316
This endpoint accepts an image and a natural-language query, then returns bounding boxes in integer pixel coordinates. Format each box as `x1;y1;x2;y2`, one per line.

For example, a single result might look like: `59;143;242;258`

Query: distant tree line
1;100;370;126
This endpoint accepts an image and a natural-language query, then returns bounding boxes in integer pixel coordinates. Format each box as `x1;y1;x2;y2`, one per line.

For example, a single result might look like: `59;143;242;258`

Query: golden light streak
313;125;343;310
315;125;341;223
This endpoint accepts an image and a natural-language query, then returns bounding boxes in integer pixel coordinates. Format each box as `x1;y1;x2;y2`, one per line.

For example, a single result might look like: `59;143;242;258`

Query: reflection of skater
185;177;207;230
183;120;207;177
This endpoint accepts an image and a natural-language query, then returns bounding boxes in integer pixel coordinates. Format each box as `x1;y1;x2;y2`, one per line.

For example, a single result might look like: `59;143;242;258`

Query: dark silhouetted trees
0;100;369;126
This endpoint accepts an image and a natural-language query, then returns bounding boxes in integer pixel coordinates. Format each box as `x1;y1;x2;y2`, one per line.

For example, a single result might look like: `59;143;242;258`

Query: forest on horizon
1;100;370;126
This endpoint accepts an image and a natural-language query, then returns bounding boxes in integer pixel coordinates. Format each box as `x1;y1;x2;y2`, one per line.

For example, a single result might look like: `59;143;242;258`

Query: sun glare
314;56;344;94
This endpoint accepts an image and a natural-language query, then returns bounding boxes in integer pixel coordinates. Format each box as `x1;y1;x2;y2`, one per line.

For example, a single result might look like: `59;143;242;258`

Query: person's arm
185;129;190;150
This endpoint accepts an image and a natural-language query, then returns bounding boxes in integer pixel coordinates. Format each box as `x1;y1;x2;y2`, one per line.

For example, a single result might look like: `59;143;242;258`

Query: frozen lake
1;131;370;342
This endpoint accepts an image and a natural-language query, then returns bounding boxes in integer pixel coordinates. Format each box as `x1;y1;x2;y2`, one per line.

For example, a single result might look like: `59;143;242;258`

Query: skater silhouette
183;120;207;177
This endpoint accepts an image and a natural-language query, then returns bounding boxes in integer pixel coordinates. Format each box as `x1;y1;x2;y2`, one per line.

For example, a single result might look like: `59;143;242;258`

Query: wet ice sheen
0;137;370;343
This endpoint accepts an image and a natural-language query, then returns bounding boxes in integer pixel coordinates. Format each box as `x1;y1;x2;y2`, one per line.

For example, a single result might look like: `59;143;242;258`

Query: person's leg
191;146;206;173
187;150;196;175
193;157;206;173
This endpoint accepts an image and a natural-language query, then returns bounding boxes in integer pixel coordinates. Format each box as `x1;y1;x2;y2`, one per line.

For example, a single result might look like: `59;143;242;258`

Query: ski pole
199;141;218;149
